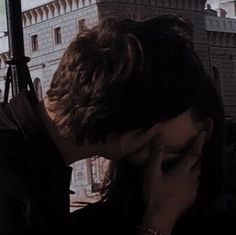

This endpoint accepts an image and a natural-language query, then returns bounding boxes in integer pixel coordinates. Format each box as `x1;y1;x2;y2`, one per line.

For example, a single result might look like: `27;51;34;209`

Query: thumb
181;130;207;170
143;136;165;203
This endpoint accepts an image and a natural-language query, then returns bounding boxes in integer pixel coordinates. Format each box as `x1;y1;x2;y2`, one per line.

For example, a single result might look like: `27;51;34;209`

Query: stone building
0;0;236;204
219;0;236;18
206;12;236;117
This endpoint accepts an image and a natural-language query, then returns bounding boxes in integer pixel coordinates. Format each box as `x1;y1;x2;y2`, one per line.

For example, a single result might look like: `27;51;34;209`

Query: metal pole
5;0;25;59
4;0;35;99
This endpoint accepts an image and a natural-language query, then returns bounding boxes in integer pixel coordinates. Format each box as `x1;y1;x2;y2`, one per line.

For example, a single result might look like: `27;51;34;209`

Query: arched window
212;66;222;98
33;77;43;101
0;89;3;102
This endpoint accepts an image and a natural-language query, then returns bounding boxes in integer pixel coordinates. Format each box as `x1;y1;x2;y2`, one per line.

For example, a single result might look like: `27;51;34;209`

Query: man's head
145;14;194;47
47;16;222;149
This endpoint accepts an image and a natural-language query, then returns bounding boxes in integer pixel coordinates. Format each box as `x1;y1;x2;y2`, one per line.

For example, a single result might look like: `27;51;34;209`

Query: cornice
22;0;96;27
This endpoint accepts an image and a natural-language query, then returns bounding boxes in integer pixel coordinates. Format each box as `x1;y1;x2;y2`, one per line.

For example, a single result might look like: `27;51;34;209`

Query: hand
142;130;207;235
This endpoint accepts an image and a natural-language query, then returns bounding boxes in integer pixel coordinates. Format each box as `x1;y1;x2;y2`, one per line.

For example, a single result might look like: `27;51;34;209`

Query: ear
203;118;214;141
118;123;160;155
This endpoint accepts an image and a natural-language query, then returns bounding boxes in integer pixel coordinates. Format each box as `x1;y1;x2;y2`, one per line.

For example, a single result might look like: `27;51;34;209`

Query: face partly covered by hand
125;109;212;165
120;110;211;235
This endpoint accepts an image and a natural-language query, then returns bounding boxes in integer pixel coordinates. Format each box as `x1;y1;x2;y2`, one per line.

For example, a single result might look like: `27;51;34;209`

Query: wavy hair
96;16;225;233
46;17;213;145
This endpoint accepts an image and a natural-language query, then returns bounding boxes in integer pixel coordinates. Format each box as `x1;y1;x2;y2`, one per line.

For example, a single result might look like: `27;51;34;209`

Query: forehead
156;110;202;148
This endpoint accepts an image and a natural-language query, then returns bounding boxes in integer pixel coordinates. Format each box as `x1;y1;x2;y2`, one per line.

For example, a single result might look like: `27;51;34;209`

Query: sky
21;0;53;11
0;0;53;31
0;0;232;32
207;0;230;9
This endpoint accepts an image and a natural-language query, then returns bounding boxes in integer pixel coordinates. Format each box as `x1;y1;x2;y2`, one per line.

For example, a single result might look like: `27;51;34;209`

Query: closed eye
165;145;190;158
162;140;195;170
164;135;197;157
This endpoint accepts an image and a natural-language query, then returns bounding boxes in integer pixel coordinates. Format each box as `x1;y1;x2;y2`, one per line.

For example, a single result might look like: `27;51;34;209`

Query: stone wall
207;14;236;118
22;0;98;96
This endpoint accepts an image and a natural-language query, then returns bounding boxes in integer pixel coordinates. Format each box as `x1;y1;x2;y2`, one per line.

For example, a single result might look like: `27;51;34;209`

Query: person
68;16;228;235
0;15;225;235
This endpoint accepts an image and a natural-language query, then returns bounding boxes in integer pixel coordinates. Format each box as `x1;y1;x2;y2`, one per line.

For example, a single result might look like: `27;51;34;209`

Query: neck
36;97;95;164
36;97;145;163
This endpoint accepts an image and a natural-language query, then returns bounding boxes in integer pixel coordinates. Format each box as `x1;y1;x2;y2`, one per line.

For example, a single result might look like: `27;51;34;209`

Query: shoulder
0;102;26;158
0;90;39;145
0;134;30;234
0;103;20;131
69;201;135;234
70;202;111;225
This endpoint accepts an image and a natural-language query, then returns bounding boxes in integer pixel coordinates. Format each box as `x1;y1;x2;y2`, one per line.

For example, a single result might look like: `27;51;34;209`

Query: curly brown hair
46;17;221;145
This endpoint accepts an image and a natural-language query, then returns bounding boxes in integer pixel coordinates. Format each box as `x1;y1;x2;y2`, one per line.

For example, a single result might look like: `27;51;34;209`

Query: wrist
142;210;175;235
136;224;162;235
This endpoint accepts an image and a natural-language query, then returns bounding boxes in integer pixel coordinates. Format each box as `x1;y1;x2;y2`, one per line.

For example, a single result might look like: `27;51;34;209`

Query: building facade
219;0;236;18
0;0;236;204
206;12;236;117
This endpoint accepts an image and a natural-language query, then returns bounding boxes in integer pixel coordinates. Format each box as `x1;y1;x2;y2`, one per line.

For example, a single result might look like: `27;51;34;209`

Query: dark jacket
0;91;71;235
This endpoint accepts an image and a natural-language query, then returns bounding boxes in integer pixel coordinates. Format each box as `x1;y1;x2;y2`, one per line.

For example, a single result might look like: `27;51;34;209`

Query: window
31;35;39;52
78;19;86;32
33;77;43;101
54;27;61;45
90;157;109;193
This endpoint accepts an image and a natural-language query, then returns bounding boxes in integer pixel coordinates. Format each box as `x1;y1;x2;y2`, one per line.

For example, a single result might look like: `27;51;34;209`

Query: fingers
147;136;165;178
181;130;207;169
189;130;207;157
190;158;201;178
130;123;160;152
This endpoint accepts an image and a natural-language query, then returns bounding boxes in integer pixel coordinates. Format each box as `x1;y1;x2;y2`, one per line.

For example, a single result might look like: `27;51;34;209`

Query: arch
33;77;43;101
